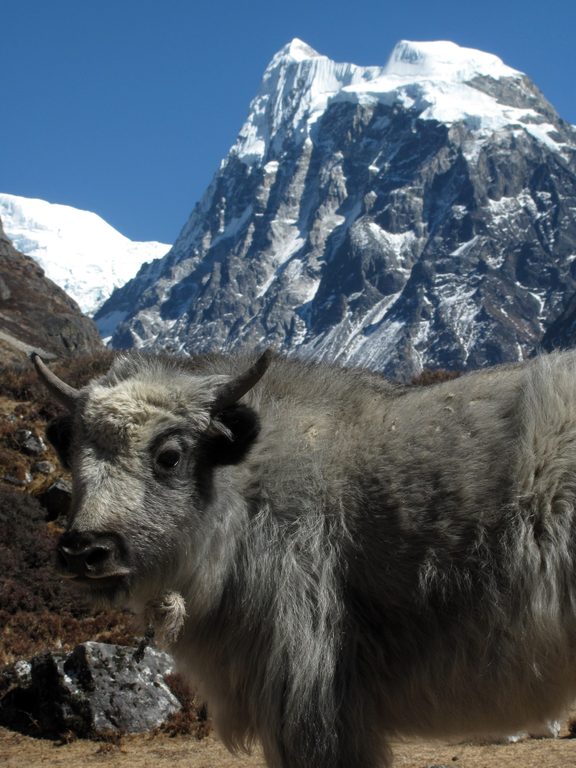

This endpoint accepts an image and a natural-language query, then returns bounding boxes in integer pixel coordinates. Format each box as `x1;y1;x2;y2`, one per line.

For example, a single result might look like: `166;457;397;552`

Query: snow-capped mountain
97;39;576;378
0;193;170;316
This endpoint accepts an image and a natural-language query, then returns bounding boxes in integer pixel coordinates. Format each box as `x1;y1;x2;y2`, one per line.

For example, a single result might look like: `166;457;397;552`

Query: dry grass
160;674;211;739
3;726;576;768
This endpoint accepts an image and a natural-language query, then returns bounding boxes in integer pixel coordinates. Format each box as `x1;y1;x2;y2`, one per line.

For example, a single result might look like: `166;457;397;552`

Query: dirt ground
2;727;576;768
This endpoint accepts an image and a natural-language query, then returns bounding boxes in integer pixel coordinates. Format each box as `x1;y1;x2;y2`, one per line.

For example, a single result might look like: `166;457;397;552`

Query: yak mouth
63;572;132;606
55;561;132;588
58;568;132;581
57;567;132;601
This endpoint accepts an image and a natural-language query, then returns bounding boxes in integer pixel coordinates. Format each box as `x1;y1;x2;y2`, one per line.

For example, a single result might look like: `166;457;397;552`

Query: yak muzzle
57;530;131;581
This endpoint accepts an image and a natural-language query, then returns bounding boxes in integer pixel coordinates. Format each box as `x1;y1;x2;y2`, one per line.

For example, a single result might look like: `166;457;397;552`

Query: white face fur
55;366;260;617
61;374;223;604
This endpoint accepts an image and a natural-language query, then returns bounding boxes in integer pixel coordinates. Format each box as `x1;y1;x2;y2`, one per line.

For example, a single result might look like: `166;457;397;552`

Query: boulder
0;642;181;737
37;478;72;521
32;460;55;475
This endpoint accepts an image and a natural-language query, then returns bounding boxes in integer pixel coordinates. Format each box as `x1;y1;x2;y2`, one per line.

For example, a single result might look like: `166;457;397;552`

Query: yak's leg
262;707;390;768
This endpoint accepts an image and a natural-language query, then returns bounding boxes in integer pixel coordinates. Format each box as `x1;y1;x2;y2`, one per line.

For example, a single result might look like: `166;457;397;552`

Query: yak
32;349;576;767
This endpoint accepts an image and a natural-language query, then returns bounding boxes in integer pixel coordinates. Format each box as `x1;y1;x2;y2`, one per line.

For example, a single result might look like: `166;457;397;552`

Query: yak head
32;351;271;614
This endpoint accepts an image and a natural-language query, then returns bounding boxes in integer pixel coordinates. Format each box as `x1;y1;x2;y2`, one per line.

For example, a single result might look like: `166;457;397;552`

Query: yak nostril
83;545;112;570
57;533;117;577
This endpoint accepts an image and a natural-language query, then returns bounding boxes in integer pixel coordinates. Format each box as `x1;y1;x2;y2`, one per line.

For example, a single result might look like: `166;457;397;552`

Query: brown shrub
52;349;117;389
162;673;212;739
0;350;117;421
0;355;138;666
0;362;43;403
0;490;137;665
0;445;30;486
0;351;118;496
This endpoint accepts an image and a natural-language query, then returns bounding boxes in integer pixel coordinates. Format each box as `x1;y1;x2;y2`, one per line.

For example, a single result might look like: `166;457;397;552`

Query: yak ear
46;414;74;470
201;404;261;466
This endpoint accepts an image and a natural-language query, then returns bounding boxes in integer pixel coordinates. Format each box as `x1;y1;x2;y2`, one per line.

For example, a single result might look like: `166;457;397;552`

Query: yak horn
31;352;80;411
211;349;272;414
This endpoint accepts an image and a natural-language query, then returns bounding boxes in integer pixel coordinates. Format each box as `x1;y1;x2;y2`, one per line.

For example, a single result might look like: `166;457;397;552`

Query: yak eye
156;447;182;470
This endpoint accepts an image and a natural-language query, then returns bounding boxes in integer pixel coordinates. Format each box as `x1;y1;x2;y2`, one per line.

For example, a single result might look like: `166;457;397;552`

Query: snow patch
256;219;306;297
210;206;253;247
383;40;519;81
366;223;417;265
434;278;479;356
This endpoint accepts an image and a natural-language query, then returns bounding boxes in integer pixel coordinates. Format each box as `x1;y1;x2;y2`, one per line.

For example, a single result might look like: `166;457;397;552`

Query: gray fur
42;350;576;767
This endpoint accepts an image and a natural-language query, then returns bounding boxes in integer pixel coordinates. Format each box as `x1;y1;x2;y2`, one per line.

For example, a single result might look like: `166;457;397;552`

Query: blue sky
1;0;575;244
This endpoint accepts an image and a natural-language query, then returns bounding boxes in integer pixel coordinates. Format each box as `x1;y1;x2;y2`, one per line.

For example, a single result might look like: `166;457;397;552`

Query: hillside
0;217;102;365
0;351;131;663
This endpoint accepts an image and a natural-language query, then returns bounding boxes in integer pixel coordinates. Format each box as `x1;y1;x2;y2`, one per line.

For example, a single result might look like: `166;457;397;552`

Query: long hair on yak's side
213;490;356;768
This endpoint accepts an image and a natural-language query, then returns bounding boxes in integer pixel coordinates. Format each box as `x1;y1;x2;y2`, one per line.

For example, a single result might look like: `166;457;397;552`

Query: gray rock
0;276;11;301
2;472;32;487
0;642;181;737
38;478;71;520
16;429;46;456
32;460;55;475
0;660;32;695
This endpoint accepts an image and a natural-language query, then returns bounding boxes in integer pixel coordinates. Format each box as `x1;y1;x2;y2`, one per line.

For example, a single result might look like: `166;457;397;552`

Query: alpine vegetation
34;349;576;767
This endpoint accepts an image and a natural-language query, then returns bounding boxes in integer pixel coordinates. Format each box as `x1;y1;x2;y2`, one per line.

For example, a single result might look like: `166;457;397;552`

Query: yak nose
57;530;124;579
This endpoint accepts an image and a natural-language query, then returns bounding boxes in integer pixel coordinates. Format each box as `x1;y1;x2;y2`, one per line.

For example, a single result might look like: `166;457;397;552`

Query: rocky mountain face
0;216;102;362
96;40;576;379
541;291;576;352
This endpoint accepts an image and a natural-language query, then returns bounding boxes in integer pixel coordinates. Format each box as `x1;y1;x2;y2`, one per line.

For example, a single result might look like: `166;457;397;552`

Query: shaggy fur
39;350;576;767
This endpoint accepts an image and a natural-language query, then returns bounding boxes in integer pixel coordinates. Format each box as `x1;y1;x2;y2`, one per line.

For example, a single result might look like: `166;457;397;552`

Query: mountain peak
273;38;323;65
384;40;521;82
98;36;576;379
232;39;551;165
